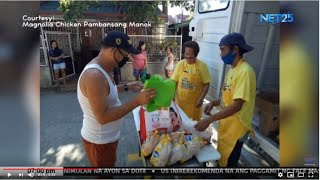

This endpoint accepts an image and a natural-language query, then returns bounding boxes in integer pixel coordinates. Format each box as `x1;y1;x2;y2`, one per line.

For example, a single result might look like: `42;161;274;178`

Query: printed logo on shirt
223;82;232;92
181;77;195;90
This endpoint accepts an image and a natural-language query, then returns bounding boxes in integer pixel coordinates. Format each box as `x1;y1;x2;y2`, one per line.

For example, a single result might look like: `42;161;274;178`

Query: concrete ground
40;89;142;167
40;86;275;168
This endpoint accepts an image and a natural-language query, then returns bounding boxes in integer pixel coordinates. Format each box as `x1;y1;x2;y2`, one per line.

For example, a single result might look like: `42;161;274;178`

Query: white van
189;0;280;166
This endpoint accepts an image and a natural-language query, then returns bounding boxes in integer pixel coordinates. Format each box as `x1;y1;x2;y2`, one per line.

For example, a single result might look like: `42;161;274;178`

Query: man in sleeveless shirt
77;31;156;168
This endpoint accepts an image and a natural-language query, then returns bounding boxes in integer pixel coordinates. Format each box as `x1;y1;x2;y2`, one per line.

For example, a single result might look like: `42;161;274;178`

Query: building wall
40;66;52;88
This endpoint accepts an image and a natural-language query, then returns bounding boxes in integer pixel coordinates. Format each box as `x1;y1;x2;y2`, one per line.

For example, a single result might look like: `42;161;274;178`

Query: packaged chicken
159;133;167;141
179;134;205;163
167;143;186;166
150;135;172;167
180;144;193;164
170;131;185;144
141;131;160;157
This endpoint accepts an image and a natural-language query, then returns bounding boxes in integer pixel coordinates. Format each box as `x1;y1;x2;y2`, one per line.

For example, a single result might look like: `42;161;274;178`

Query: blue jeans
133;68;143;78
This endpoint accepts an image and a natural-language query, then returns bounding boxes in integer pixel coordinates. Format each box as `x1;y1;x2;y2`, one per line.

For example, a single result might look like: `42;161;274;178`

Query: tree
112;1;162;24
169;0;194;13
59;0;194;23
59;0;163;24
59;0;98;22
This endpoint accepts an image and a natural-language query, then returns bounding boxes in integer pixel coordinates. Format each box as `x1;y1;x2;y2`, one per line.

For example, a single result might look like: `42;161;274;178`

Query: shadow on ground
40;90;141;167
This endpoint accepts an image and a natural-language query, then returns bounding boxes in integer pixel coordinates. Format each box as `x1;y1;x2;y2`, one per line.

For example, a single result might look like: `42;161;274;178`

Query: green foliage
112;1;163;25
59;0;98;22
59;0;194;23
170;0;195;13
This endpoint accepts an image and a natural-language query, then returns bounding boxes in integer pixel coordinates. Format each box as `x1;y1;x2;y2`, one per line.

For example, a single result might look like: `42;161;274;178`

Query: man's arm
82;70;153;125
208;99;244;123
195;99;245;131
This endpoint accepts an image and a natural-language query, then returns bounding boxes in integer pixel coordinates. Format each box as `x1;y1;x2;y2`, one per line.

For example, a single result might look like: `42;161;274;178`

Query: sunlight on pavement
41;144;85;166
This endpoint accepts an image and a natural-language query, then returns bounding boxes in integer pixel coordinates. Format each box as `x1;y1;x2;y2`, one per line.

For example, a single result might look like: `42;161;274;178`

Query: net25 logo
260;14;294;24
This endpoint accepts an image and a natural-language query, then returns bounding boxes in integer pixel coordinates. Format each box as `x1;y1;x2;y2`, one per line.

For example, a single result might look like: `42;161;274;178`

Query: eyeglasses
185;56;195;59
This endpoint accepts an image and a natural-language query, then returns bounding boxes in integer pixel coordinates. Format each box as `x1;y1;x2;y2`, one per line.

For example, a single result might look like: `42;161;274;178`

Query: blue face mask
221;51;236;65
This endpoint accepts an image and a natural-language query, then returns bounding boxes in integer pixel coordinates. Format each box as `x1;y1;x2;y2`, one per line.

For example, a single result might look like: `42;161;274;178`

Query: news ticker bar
0;167;319;178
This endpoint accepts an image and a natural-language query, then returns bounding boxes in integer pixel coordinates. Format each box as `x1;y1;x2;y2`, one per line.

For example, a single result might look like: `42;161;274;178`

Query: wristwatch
124;83;129;91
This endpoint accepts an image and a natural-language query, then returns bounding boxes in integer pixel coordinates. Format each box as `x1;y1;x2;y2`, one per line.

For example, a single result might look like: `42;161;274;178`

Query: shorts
133;68;143;78
82;138;118;167
53;62;66;71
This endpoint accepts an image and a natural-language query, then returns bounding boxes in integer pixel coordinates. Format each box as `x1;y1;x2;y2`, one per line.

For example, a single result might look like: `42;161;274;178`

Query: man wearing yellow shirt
171;41;211;121
195;33;256;167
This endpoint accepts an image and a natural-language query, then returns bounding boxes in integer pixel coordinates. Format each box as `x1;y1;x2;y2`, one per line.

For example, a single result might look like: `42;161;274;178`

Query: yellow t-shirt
221;59;256;131
171;59;211;84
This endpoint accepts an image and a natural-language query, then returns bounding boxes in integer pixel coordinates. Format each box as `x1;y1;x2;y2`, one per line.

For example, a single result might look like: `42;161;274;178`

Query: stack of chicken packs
140;103;213;167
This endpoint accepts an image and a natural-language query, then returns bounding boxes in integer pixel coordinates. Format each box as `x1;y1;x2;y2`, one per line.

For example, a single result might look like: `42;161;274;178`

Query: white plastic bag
181;120;213;141
150;135;172;167
141;131;160;157
181;119;197;134
167;143;186;166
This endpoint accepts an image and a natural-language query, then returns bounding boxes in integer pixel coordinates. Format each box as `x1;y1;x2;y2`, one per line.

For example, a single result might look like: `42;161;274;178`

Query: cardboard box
255;91;279;136
255;91;279;116
258;111;279;136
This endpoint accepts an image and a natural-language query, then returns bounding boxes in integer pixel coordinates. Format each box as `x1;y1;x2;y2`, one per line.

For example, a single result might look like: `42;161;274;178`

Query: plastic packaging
159;133;167;141
141;131;160;157
167;143;186;166
181;119;213;141
150;135;173;167
144;75;176;112
170;132;185;144
180;134;205;163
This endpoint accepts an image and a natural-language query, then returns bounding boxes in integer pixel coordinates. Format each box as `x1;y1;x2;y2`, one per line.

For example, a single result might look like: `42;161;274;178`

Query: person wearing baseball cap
77;31;156;170
195;33;256;168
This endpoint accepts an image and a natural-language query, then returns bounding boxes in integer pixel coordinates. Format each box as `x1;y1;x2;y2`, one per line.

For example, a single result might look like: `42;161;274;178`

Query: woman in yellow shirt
171;41;211;121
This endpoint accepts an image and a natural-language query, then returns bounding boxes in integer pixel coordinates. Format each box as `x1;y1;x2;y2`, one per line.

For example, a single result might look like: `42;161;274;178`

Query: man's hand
135;88;156;105
204;102;214;115
194;117;213;132
195;98;204;108
128;81;143;92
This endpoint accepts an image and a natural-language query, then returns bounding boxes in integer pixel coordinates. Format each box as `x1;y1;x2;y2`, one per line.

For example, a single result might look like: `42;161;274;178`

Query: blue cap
102;31;140;55
219;33;254;52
